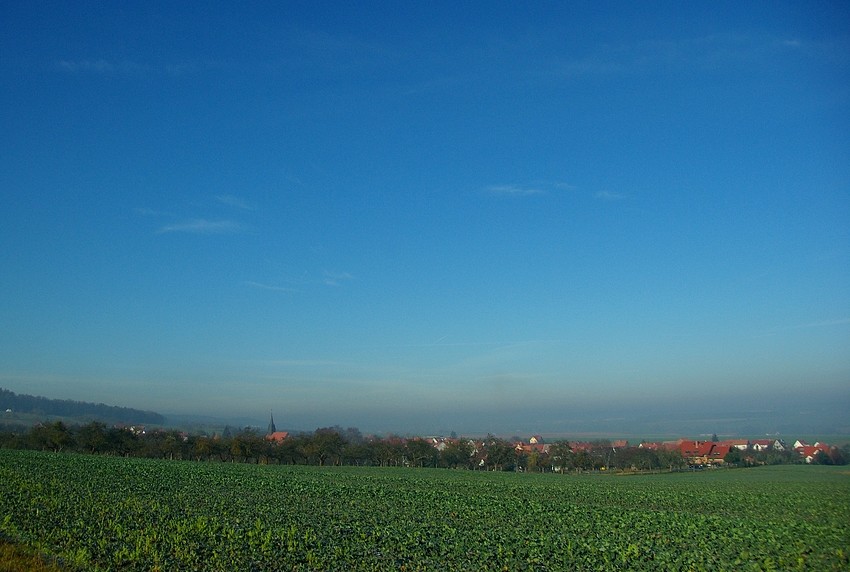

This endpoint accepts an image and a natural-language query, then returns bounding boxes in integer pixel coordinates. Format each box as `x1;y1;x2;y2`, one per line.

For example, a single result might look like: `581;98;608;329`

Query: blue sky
2;2;848;435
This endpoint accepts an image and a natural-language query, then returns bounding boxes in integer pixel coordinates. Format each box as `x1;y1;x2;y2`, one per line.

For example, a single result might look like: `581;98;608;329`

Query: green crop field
1;450;848;571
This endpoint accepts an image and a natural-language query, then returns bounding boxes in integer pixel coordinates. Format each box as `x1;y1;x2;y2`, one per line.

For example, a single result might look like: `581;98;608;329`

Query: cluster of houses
261;412;842;468
639;438;774;466
648;437;838;465
423;434;841;467
788;440;836;464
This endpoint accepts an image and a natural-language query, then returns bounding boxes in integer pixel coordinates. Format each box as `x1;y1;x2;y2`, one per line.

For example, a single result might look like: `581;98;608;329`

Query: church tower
268;410;276;435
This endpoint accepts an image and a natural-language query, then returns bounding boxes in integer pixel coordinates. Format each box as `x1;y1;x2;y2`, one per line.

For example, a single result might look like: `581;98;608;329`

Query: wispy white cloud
790;317;850;330
484;181;575;197
374;338;567;349
57;59;113;73
216;195;254;210
142;196;254;234
485;182;631;203
485;184;545;196
323;270;355;287
134;207;172;217
164;62;206;76
551;182;577;191
555;55;627;77
157;219;242;234
57;59;149;74
252;359;343;368
594;190;626;201
244;281;299;293
756;317;850;338
246;270;354;292
551;33;814;78
56;58;232;77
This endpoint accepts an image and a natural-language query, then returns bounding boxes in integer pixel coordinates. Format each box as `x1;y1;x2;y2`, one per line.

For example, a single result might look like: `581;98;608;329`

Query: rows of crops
1;449;848;571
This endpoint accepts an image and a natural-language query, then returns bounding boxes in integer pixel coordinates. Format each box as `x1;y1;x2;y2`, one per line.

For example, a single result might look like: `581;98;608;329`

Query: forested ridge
0;388;165;425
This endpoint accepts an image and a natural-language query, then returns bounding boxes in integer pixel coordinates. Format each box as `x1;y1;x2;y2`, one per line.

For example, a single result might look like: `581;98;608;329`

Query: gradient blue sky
2;2;848;435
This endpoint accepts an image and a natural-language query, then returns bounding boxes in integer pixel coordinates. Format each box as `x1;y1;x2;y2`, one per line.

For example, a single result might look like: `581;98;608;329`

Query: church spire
268;410;276;435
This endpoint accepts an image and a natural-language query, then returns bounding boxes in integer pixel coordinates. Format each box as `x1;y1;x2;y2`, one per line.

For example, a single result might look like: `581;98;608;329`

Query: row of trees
0;388;165;425
1;421;691;472
5;421;842;469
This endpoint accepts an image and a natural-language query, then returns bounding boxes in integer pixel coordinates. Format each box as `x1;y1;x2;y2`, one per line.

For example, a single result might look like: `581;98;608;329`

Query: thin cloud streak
252;359;342;367
370;338;568;349
323;271;355;286
244;281;299;293
485;185;545;196
755;317;850;338
57;59;149;74
790;317;850;330
594;191;626;200
247;271;354;291
216;195;254;210
550;33;813;78
157;219;242;234
56;58;229;77
484;181;574;197
134;207;173;217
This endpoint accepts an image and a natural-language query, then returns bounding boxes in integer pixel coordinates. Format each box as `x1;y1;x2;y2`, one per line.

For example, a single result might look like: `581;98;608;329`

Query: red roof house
266;431;289;444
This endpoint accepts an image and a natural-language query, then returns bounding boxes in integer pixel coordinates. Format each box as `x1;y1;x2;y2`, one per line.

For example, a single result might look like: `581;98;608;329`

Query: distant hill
0;388;165;425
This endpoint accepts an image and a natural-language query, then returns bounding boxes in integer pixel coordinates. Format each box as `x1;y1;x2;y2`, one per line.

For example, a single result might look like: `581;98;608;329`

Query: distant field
1;450;848;571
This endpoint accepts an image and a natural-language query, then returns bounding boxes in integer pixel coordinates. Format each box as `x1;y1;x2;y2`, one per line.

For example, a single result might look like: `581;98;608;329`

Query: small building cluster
265;412;289;444
636;437;840;466
792;440;834;463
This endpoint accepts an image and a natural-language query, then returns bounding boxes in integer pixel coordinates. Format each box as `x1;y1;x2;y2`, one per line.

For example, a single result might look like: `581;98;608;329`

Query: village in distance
1;387;847;471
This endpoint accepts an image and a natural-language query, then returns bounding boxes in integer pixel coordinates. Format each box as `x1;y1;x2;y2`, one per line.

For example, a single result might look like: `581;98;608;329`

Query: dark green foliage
0;388;165;425
2;450;848;571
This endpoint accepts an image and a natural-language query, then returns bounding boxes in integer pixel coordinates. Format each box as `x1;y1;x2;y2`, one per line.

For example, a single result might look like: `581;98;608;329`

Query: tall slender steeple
268;410;276;435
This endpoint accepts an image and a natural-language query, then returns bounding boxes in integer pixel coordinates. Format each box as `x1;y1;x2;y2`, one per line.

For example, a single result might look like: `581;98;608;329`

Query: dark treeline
0;421;647;471
0;388;165;425
4;421;844;470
